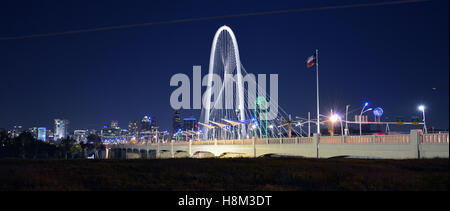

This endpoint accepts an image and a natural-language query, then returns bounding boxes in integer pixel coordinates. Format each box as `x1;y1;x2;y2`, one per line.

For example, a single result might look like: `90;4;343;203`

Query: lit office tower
140;116;151;132
73;130;87;143
128;121;138;135
183;118;197;131
37;127;46;142
28;127;39;139
54;119;69;140
11;125;23;137
151;118;157;130
47;130;54;142
111;120;119;129
173;110;182;131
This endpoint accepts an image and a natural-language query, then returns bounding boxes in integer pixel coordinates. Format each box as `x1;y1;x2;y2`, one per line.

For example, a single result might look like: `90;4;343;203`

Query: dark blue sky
0;0;448;131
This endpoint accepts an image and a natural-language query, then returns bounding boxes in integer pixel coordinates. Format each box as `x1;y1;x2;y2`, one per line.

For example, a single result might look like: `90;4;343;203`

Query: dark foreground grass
0;158;448;191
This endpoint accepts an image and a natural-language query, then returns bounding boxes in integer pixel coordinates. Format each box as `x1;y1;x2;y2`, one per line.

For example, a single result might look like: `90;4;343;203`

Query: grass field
0;158;448;191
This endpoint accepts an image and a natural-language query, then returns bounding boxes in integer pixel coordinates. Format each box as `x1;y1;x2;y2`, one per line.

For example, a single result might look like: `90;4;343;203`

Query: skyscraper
10;125;23;137
29;127;39;138
140;116;151;132
173;110;182;131
128;121;138;136
37;127;46;142
111;120;119;129
183;118;197;131
47;129;54;142
101;126;121;140
73;130;87;143
54;119;69;140
151;118;158;132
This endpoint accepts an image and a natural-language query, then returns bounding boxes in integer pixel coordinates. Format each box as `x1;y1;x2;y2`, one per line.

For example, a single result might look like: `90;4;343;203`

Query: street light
330;114;344;136
330;114;339;123
360;102;372;135
268;124;274;138
418;105;427;133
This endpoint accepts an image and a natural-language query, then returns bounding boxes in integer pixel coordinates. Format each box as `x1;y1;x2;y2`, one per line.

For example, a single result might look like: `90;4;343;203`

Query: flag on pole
306;53;316;68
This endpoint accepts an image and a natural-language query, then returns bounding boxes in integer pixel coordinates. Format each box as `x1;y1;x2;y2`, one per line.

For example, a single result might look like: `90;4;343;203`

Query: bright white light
269;125;274;129
252;125;257;129
329;114;340;123
418;105;425;111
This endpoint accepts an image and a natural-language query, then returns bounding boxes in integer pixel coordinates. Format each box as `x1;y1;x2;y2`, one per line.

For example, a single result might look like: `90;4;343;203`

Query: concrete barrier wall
420;144;449;158
318;143;417;159
109;130;448;159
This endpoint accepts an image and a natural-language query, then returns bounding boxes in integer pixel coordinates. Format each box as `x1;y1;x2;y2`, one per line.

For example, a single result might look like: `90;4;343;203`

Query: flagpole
315;49;320;134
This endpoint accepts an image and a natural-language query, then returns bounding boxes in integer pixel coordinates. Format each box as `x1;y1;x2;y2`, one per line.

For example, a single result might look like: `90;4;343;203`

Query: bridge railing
173;141;191;145
215;139;253;145
262;137;313;144
113;132;448;147
267;138;280;144
319;134;411;144
298;137;314;143
345;136;371;144
373;135;409;144
421;133;449;144
319;136;343;144
281;138;297;144
317;133;448;145
255;139;267;144
192;140;215;145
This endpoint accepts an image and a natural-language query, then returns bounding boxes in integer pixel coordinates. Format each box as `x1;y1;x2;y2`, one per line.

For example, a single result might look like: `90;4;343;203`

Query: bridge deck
108;130;448;159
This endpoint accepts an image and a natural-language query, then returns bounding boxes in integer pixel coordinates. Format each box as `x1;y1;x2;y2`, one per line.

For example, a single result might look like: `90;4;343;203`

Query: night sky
0;0;448;131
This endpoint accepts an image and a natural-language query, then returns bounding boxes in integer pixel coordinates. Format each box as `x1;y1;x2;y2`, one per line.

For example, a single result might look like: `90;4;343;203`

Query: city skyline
0;0;448;131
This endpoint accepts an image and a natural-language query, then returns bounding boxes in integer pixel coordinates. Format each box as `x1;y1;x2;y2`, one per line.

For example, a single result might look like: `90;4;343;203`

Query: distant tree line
0;129;104;159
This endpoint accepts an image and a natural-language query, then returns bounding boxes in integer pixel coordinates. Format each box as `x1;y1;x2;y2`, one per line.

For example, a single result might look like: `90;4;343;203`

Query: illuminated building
111;120;119;129
173;110;182;131
73;130;87;143
86;129;97;136
47;130;54;142
183;118;197;131
10;125;23;137
128;121;138;136
151;118;158;132
37;127;46;142
101;125;121;140
54;119;69;140
121;129;128;136
29;127;38;138
140;116;151;132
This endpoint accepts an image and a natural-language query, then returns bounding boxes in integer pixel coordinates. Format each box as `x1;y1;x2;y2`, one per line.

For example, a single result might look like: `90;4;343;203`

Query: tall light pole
418;105;427;134
345;105;350;136
359;102;372;135
315;49;320;135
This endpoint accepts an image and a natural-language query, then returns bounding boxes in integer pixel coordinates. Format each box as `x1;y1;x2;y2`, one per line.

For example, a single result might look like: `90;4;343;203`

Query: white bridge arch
202;25;246;139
